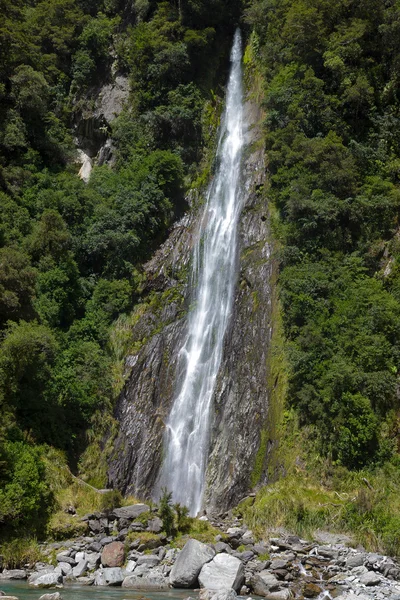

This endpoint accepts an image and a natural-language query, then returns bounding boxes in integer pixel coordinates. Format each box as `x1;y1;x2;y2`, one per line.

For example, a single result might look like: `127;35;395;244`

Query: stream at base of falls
0;581;198;600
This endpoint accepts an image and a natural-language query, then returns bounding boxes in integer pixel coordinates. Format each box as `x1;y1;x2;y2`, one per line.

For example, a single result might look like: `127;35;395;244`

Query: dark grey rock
136;555;160;568
170;539;215;588
249;571;280;596
346;553;365;568
112;504;150;521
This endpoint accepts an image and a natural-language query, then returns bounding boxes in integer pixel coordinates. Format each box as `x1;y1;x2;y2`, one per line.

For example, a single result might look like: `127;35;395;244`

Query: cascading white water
157;29;244;516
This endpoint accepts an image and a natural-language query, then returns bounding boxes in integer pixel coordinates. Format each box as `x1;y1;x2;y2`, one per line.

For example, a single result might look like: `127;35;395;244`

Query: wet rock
249;571;280;596
0;570;27;580
0;596;20;600
29;572;63;588
317;546;339;560
94;567;124;586
199;554;244;592
170;539;216;588
101;542;125;567
122;566;168;590
199;589;237;600
302;582;322;597
38;593;63;600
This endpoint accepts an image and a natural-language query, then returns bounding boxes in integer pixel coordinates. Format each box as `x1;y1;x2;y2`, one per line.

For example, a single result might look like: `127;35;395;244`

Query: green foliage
247;0;400;471
100;489;123;512
159;488;176;537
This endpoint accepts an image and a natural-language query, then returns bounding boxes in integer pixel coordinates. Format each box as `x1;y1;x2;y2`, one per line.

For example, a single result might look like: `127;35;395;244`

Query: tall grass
243;464;400;557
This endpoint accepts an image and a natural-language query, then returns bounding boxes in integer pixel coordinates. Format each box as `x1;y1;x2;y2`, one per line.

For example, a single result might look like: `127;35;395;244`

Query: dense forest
1;0;400;554
0;0;241;535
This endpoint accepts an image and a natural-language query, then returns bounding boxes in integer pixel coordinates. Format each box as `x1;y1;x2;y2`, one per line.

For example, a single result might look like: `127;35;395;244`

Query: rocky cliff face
107;90;274;513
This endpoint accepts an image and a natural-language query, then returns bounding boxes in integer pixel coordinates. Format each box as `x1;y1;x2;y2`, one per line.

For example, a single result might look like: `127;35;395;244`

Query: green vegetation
0;0;242;540
245;0;400;475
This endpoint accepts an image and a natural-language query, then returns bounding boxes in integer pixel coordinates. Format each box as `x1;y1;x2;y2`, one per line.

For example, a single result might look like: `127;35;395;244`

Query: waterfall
157;29;245;516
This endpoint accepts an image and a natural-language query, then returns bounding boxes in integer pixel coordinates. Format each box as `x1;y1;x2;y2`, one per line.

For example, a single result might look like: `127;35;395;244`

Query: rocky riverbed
1;504;400;600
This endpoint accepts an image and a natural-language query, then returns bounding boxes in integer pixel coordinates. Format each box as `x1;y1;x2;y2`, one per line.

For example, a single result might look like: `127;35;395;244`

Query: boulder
170;539;216;588
101;542;125;567
122;566;168;590
250;571;280;596
56;554;75;566
38;594;63;600
72;560;88;578
199;554;244;592
57;563;72;576
94;567;124;586
29;572;63;588
112;504;149;520
0;570;27;580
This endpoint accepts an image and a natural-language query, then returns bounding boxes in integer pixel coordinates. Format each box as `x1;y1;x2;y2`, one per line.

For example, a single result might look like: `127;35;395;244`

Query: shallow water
0;581;197;600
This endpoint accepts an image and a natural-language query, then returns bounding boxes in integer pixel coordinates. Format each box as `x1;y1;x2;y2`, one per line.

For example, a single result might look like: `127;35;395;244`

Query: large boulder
170;539;216;588
122;566;168;591
29;572;63;588
199;554;244;592
111;504;149;520
94;568;124;586
101;541;125;568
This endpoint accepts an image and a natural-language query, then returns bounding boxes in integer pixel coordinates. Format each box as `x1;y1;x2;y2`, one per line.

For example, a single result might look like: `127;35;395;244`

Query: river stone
101;541;125;567
72;559;88;578
0;570;27;580
199;589;237;600
56;554;75;565
136;555;160;568
94;567;124;586
360;571;382;586
122;566;168;590
249;571;280;596
29;572;63;588
111;504;149;520
0;596;20;600
57;563;72;576
346;553;365;568
38;593;63;600
302;582;322;598
170;539;216;588
199;554;244;592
